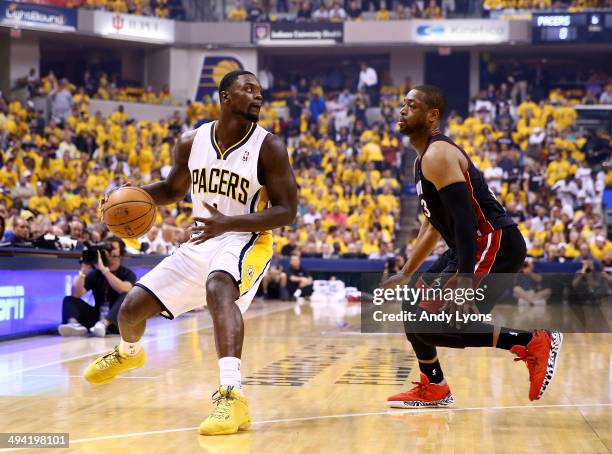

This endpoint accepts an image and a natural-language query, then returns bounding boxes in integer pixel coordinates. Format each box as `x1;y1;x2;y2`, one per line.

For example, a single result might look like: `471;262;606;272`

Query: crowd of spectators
227;0;448;21
0;66;406;265
485;0;610;12
17;70;175;110
1;63;610;302
45;0;612;22
225;0;612;22
481;63;612;107
439;76;612;268
82;0;185;20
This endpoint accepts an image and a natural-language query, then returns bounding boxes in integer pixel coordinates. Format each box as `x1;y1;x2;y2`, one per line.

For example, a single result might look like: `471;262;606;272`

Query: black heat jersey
414;132;515;249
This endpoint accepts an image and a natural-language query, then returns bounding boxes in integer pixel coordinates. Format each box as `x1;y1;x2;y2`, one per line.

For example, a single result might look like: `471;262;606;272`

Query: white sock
219;357;242;393
119;339;142;357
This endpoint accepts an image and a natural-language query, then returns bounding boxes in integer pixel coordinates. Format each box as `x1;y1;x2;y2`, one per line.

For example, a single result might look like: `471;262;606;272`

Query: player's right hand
189;202;232;245
379;272;411;289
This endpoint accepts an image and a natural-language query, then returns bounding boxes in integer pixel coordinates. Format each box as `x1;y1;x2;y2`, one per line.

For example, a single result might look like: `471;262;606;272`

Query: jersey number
420;199;431;218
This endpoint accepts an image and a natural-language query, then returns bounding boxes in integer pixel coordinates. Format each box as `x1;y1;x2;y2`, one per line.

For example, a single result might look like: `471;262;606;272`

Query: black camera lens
80;242;112;266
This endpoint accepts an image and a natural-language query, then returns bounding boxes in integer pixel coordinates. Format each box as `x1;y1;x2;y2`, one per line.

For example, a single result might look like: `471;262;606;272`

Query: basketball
102;187;156;239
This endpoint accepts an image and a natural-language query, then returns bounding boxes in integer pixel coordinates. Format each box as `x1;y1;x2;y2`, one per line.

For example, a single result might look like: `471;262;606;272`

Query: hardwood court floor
0;301;610;453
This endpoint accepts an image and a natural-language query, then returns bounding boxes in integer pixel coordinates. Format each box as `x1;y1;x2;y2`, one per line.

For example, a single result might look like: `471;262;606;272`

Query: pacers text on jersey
191;168;250;205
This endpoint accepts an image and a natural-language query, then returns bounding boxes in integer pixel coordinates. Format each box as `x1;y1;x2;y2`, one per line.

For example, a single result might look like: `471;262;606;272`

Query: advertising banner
92;10;174;43
252;21;343;45
410;19;510;45
0;0;77;32
0;268;150;339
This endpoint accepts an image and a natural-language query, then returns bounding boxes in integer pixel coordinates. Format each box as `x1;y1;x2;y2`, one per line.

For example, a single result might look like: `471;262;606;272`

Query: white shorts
136;232;272;319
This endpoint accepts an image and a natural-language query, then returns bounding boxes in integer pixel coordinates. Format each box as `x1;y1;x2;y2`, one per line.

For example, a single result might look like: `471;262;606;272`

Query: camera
80;242;113;266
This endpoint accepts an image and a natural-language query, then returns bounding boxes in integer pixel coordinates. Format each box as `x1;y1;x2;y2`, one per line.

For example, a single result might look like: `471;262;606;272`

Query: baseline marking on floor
22;374;156;379
0;402;606;450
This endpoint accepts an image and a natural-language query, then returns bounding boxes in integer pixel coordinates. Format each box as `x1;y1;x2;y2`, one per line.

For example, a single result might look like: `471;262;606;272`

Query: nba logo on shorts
247;265;254;282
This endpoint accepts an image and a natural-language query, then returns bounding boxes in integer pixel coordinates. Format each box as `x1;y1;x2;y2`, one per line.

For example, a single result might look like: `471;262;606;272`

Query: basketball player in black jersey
382;85;563;407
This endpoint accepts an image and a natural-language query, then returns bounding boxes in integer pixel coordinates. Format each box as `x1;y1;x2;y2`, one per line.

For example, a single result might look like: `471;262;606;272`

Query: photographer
513;259;551;306
570;259;608;306
58;236;136;337
286;253;313;301
0;214;5;242
261;245;289;300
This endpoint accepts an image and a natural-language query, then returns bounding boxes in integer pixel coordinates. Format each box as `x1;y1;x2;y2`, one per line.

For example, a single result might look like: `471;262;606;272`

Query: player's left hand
189;202;233;245
440;275;479;329
92;251;110;274
379;272;411;289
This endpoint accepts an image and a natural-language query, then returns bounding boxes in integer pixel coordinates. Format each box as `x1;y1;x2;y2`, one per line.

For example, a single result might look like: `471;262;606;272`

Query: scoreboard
532;12;612;43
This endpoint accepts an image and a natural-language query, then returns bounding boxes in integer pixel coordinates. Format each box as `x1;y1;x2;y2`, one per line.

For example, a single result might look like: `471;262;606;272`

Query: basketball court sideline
1;301;610;453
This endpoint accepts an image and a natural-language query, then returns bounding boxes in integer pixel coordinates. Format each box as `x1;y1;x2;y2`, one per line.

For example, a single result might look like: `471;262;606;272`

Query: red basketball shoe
387;373;454;408
511;330;563;401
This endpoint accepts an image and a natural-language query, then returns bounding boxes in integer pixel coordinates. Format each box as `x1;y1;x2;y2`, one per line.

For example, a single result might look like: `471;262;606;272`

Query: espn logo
0;286;25;322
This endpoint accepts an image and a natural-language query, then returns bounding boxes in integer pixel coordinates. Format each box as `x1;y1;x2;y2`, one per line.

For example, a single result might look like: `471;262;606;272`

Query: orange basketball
102;186;156;239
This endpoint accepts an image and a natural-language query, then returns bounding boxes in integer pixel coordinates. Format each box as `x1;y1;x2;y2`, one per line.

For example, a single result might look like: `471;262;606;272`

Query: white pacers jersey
136;120;274;320
189;121;270;228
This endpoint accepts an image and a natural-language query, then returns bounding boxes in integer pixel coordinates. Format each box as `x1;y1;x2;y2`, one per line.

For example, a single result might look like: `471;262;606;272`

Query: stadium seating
1;61;611;265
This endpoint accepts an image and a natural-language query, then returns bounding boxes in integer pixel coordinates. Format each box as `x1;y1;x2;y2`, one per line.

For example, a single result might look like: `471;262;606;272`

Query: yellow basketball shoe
84;346;146;385
199;386;251;436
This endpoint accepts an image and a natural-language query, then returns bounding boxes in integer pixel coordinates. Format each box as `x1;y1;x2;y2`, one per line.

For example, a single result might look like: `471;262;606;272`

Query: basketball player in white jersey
84;71;298;436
